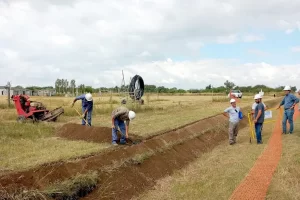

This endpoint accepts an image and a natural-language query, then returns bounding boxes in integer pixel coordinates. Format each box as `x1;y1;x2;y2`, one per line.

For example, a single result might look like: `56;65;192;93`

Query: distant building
0;86;33;96
37;89;56;96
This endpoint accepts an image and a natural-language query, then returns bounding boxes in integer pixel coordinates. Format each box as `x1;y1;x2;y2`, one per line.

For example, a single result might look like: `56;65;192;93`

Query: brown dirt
56;123;143;144
0;99;281;200
229;105;300;200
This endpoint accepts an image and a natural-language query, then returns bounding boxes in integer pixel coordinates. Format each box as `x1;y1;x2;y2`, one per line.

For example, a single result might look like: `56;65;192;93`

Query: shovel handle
73;107;90;126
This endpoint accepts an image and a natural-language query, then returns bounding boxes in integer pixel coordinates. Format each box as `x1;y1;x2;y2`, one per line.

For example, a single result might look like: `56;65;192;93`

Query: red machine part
12;95;49;122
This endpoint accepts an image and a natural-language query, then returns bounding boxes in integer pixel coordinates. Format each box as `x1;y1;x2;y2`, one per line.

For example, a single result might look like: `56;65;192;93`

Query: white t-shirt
224;106;241;123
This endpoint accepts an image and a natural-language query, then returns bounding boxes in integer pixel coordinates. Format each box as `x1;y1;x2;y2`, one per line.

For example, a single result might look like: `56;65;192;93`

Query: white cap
230;99;236;103
85;93;93;101
283;86;291;91
254;94;262;100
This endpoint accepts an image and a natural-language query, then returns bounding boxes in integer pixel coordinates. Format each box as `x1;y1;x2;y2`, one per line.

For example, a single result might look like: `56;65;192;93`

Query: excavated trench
0;98;280;200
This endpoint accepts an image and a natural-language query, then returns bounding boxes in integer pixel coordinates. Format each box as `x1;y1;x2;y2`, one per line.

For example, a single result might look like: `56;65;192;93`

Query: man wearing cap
111;106;136;146
223;99;242;145
253;94;265;144
277;86;299;134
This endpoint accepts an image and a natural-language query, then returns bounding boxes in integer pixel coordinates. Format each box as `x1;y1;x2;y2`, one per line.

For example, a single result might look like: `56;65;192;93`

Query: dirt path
229;106;300;200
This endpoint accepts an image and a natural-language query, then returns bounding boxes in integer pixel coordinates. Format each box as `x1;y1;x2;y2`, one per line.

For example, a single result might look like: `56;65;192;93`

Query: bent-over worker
111;106;136;145
72;93;93;126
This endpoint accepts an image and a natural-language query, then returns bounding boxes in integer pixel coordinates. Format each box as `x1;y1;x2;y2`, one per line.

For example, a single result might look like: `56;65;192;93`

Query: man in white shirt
223;99;242;145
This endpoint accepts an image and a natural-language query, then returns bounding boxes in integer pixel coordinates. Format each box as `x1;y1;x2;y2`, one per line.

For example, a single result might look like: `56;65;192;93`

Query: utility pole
5;81;11;107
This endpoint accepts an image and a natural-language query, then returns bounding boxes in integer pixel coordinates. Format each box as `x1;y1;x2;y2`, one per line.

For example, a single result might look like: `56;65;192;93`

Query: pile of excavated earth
0;98;280;200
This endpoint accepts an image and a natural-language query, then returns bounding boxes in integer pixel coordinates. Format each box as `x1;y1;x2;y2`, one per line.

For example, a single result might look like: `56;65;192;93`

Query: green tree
224;80;235;90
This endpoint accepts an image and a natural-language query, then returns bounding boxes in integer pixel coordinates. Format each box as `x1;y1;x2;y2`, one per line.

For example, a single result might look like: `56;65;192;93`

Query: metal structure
119;70;145;104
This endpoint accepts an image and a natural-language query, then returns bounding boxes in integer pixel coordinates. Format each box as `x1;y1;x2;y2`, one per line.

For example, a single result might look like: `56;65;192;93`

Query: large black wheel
129;75;144;100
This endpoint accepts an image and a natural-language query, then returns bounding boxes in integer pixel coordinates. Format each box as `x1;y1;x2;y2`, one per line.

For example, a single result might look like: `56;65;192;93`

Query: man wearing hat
277;86;299;134
223;99;242;145
111;106;136;146
253;94;265;144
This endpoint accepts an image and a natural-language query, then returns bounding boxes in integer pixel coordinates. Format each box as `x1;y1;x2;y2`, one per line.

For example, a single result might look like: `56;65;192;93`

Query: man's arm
222;108;229;118
72;94;84;107
112;117;115;128
277;98;285;109
291;95;299;109
125;121;129;138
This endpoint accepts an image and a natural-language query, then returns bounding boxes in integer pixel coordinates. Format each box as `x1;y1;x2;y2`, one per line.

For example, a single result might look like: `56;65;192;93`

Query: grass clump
43;170;99;199
0;188;48;200
129;151;155;165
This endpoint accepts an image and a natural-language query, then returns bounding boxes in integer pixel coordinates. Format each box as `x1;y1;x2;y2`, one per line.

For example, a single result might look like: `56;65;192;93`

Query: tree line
20;79;297;95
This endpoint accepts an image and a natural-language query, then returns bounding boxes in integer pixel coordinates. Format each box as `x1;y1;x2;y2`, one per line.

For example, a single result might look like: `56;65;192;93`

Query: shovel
116;130;141;145
73;107;91;126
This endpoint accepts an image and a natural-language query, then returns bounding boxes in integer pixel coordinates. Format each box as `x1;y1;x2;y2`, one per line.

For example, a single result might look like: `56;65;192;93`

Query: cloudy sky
0;0;300;89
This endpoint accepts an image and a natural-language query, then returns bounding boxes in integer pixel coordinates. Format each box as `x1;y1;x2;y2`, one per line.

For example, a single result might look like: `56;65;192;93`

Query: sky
0;0;300;90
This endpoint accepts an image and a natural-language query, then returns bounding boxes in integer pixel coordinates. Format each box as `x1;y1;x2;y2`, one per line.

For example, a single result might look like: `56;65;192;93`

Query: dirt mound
57;123;142;144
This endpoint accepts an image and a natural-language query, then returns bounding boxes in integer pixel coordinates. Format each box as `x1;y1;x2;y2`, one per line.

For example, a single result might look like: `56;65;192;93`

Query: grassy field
266;116;300;200
0;94;279;172
134;111;279;200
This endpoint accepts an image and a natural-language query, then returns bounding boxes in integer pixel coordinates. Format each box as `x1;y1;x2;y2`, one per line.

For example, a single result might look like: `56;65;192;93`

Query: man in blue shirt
277;86;299;134
223;99;242;145
254;94;265;144
72;93;93;126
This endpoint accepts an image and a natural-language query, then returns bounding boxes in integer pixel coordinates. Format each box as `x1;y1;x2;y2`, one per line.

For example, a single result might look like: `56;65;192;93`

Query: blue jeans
82;107;92;126
282;109;294;133
112;118;126;144
255;123;263;143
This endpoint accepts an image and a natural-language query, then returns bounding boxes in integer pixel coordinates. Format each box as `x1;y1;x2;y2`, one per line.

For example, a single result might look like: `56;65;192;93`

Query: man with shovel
71;93;93;126
111;106;136;146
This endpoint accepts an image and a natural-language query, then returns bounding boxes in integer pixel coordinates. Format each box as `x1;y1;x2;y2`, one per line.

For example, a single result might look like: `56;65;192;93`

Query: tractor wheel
17;115;26;123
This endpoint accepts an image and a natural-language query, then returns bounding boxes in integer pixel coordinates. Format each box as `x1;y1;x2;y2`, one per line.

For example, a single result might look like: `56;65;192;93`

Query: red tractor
11;95;64;123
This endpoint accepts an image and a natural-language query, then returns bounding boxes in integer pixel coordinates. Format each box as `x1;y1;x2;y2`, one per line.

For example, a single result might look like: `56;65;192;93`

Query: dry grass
134;115;278;200
0;95;279;172
0;122;110;172
266;117;300;200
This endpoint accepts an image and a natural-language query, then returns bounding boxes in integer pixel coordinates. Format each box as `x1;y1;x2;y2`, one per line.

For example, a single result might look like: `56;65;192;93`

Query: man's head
85;93;93;101
230;99;236;107
283;85;291;95
254;94;262;103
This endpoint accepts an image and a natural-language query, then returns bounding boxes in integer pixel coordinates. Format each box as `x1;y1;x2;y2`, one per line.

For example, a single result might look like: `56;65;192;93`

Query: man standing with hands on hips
223;99;242;145
253;94;264;144
277;86;299;134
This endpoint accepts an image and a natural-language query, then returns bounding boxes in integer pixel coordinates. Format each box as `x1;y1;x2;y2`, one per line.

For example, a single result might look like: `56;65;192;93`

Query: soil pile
56;123;142;144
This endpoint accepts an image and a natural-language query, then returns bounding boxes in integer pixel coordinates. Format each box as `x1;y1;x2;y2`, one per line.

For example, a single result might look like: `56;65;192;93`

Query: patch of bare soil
56;123;142;144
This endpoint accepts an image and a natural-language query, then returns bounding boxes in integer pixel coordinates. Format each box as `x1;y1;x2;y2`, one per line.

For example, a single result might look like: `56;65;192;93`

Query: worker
111;106;136;146
223;99;242;145
277;86;299;134
253;94;265;144
72;93;93;126
251;94;268;134
251;94;268;118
